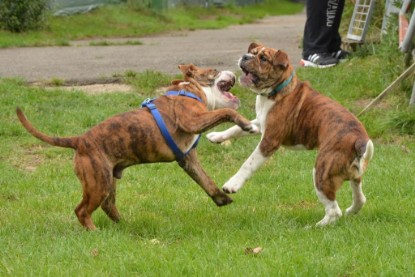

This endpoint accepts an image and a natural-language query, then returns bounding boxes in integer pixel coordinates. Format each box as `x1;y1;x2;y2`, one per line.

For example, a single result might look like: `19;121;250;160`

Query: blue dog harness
141;90;203;161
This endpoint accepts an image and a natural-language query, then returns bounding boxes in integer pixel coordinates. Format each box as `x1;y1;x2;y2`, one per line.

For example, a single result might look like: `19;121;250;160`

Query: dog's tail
16;107;78;149
352;138;374;177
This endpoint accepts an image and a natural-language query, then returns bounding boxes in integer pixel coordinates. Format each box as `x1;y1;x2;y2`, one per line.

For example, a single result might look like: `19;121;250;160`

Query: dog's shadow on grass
85;202;387;237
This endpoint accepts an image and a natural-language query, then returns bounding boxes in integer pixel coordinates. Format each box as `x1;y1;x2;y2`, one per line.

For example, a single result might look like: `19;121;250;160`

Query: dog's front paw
222;176;243;194
206;131;228;143
242;124;259;134
212;191;233;206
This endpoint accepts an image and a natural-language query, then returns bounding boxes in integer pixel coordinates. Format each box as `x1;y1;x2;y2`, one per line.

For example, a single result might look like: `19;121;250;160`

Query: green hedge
0;0;49;32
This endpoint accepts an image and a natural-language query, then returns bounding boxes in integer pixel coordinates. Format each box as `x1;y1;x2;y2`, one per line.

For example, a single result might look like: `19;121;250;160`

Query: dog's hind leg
177;150;233;206
73;154;113;230
313;168;343;227
345;140;371;216
345;177;366;215
101;179;121;223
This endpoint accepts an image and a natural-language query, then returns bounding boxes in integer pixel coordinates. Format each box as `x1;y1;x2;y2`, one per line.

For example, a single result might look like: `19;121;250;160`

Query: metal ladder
398;0;415;105
360;0;415;114
346;0;376;43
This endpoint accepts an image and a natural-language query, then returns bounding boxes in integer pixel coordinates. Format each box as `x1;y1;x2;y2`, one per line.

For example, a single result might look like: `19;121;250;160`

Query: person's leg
327;0;346;54
302;0;342;67
303;0;332;57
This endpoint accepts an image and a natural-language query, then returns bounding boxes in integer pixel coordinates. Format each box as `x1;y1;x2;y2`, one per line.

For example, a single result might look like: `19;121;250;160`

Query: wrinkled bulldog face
179;64;240;110
238;42;290;95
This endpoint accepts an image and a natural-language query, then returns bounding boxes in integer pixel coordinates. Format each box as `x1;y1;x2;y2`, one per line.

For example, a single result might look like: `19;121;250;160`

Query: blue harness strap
141;90;203;161
165;90;202;102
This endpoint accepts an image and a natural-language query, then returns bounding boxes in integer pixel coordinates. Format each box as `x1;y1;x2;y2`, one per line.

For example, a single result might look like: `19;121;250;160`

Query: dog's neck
176;79;209;107
266;68;298;99
202;86;216;110
269;70;295;96
188;78;210;104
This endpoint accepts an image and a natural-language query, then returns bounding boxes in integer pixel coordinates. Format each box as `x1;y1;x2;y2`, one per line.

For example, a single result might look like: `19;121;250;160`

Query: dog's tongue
223;91;237;100
240;73;254;86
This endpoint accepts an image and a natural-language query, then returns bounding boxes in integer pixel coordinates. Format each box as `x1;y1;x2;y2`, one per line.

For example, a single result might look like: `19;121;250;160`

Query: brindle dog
207;43;374;226
17;64;256;230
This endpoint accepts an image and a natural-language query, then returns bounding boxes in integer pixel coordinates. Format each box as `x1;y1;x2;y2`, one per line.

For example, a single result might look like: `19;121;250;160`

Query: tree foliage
0;0;49;32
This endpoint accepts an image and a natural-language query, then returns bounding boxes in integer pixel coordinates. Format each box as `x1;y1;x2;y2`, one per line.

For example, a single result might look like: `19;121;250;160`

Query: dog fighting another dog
17;43;373;229
17;64;257;230
207;43;374;226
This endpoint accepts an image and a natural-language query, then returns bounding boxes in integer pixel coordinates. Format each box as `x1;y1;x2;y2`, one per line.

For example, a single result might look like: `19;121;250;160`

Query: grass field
1;1;415;275
1;57;415;275
0;0;303;48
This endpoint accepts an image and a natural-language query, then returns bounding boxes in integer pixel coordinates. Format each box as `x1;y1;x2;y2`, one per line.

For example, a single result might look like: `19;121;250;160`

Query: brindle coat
17;65;255;230
207;43;374;226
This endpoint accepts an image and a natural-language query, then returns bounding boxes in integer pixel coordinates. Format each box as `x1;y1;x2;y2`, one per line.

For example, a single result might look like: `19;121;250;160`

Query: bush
127;0;152;10
127;0;167;11
0;0;49;32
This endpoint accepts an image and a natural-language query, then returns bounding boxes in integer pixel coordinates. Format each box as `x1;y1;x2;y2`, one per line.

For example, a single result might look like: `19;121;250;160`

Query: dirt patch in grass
31;78;134;95
354;98;392;111
12;145;46;172
56;83;134;95
291;200;318;210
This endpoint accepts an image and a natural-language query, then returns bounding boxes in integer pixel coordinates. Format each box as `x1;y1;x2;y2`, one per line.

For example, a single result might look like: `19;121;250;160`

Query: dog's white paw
206;131;228;143
345;207;356;216
345;195;366;216
248;124;260;134
315;209;342;227
222;176;243;194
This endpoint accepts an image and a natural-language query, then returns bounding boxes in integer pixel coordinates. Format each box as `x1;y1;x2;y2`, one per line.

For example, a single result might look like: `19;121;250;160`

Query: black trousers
302;0;345;58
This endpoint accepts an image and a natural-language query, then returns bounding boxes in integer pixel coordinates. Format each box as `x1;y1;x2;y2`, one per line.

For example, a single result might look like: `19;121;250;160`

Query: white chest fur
255;95;275;133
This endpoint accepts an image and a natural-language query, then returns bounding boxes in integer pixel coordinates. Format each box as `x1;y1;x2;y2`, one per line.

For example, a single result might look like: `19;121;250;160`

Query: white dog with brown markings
207;43;374;226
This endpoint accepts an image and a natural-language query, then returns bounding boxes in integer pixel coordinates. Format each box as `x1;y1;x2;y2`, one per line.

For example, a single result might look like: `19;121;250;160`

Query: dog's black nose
242;54;251;61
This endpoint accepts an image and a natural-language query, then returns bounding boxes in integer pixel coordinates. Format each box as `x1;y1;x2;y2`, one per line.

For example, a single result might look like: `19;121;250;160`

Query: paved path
0;13;305;82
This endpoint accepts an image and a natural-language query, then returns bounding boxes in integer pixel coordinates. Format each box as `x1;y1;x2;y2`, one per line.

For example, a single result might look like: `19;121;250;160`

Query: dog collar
269;70;295;97
141;90;203;161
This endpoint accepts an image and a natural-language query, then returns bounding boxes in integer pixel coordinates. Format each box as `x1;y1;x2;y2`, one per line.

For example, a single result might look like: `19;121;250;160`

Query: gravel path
0;13;305;82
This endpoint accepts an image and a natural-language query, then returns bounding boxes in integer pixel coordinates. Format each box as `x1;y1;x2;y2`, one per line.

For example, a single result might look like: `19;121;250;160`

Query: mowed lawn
1;67;414;275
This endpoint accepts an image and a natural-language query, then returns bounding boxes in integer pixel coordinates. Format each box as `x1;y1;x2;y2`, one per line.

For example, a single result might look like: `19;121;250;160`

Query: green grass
88;39;143;46
0;0;304;48
1;1;415;274
1;60;415;275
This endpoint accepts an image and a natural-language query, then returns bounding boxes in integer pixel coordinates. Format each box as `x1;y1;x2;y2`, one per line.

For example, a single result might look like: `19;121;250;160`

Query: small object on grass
221;140;232;146
150;238;161;245
90;248;99;257
244;246;263;255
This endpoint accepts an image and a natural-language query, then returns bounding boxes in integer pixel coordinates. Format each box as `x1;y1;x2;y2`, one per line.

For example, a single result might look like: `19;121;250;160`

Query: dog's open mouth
217;79;238;101
208;70;240;109
240;67;259;86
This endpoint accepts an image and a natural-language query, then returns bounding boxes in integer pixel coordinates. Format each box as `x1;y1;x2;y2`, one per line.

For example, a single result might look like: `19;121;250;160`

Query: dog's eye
260;55;268;63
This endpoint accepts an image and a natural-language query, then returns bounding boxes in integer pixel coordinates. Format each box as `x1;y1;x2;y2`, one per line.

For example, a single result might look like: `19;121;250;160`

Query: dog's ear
178;64;191;74
178;64;196;77
272;50;289;70
248;42;262;53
